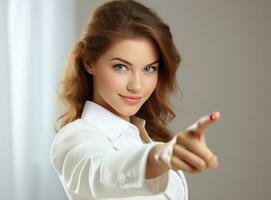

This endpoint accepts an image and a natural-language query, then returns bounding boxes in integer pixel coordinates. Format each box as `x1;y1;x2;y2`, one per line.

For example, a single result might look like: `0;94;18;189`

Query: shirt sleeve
50;128;169;199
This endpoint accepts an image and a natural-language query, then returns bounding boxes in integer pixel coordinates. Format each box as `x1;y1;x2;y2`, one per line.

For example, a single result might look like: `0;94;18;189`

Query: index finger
186;111;221;133
197;111;221;132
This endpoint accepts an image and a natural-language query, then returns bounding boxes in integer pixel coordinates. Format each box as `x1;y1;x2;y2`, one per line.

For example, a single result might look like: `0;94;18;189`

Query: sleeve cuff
144;170;169;194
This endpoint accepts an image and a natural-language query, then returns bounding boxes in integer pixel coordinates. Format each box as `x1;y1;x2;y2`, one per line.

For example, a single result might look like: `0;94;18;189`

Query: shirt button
117;173;126;184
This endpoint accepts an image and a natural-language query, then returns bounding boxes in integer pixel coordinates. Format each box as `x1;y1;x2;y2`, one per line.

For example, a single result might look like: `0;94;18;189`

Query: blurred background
0;0;270;199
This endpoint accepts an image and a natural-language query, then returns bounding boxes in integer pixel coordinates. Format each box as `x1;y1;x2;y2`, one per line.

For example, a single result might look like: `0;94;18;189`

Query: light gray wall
76;0;271;199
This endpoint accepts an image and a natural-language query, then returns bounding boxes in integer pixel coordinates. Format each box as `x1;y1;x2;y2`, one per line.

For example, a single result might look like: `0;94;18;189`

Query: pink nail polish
210;113;216;120
209;112;220;121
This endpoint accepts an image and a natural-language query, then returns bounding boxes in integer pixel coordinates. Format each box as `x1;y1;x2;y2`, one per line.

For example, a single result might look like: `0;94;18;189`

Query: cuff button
117;173;126;184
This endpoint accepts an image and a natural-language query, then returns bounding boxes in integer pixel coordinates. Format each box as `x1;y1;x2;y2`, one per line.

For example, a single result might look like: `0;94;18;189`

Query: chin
120;108;138;116
117;106;140;117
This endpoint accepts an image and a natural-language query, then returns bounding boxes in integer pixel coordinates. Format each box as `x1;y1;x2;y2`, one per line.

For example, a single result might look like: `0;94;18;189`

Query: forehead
100;37;160;64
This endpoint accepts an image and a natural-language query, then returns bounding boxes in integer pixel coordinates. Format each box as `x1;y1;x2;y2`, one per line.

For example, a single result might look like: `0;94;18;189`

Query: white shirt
50;100;188;200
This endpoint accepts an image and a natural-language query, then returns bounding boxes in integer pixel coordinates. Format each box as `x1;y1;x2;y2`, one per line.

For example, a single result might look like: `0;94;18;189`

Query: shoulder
52;119;110;146
50;119;113;157
57;119;98;135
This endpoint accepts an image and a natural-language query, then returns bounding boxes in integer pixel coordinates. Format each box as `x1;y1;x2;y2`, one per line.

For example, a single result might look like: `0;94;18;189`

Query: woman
50;0;221;199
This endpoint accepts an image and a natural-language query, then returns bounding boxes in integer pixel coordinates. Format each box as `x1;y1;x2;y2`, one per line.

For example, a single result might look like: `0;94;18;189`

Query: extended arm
50;127;169;199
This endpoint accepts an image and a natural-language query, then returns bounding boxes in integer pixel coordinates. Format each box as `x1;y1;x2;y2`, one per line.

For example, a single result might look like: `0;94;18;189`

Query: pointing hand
154;112;221;174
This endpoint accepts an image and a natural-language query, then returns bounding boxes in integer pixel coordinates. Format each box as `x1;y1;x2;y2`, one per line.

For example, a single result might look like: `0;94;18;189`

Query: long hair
55;0;183;142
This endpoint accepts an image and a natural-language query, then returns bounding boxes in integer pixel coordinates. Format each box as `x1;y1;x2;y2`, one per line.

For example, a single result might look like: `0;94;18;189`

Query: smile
119;94;142;105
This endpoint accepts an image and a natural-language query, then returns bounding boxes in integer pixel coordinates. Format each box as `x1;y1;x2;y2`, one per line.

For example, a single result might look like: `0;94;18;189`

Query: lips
119;94;142;99
119;94;142;105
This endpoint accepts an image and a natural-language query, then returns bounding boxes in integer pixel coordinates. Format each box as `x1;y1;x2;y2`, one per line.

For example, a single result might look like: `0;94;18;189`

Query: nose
127;72;142;93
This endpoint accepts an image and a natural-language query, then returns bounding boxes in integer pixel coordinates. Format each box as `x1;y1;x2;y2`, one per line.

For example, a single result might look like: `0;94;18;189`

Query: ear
83;56;96;75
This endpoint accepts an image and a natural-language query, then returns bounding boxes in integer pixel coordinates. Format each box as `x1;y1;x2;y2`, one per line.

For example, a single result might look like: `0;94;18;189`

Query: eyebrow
110;57;159;66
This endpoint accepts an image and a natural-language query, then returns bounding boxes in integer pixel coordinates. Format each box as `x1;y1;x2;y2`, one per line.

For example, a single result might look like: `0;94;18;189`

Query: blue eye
144;66;157;73
113;64;127;71
113;64;158;73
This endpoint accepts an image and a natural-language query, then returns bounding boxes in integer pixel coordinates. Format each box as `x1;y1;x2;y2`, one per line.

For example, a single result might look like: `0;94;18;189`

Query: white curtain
0;0;76;199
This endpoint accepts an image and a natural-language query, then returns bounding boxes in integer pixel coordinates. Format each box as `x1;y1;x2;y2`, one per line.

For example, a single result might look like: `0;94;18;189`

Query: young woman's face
85;37;159;122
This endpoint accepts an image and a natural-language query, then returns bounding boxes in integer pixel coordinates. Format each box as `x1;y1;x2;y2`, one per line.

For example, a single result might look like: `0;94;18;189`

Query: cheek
143;75;158;93
98;71;125;92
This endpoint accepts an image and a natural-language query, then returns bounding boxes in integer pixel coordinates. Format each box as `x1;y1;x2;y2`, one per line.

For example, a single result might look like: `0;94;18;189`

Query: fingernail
210;112;220;121
210;114;215;120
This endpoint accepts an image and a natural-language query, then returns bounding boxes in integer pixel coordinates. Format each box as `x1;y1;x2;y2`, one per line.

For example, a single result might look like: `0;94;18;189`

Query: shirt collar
80;100;147;141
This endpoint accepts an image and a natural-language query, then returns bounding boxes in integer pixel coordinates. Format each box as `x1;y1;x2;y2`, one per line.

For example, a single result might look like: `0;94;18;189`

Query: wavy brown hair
55;0;183;142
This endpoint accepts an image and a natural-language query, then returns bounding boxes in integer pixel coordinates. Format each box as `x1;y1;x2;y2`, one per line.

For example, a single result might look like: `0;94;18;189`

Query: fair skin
84;36;219;178
146;112;220;178
84;37;159;123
